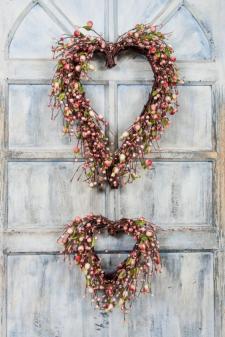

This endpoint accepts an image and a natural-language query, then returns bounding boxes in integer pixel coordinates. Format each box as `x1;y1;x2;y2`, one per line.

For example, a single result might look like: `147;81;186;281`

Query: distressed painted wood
4;60;218;82
8;84;106;148
6;253;214;337
7;161;212;228
3;228;218;253
7;161;105;228
52;0;106;37
118;84;213;150
0;1;224;337
117;0;170;35
9;4;65;59
117;1;211;60
161;5;211;60
117;162;212;226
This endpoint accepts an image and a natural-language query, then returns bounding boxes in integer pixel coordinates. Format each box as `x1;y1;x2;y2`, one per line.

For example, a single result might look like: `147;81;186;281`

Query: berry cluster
58;214;160;313
50;22;179;188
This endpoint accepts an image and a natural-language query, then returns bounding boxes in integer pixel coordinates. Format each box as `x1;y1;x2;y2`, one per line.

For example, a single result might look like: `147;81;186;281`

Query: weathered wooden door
0;1;224;336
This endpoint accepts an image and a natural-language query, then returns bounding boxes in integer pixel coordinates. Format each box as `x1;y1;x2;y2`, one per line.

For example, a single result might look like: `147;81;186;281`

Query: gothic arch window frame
147;0;214;61
6;0;71;60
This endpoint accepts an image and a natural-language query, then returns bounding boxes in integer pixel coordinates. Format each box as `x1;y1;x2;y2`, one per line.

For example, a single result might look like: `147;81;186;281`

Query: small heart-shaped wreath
58;214;160;313
50;22;179;188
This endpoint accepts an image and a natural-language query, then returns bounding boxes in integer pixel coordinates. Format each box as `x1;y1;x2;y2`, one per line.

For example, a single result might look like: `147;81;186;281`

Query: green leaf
161;118;169;127
118;269;126;279
152;90;158;97
135;24;144;31
126;258;135;266
135;219;145;227
130;267;139;276
57;63;63;70
76;132;81;139
140;160;146;169
58;92;65;100
156;32;165;39
140;234;148;242
91;237;96;247
143;33;154;41
164;48;171;57
78;83;84;94
83;25;91;31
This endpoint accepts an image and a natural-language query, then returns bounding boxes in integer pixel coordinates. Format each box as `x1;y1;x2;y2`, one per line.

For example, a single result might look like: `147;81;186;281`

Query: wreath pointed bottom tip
58;214;161;313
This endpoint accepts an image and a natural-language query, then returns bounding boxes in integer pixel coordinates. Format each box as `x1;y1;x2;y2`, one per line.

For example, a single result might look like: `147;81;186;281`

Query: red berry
75;255;81;263
170;108;177;115
149;47;156;54
74;30;80;37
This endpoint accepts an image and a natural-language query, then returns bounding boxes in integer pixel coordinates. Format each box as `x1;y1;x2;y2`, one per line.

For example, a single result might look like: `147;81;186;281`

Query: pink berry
86;20;93;28
129;284;136;292
146;230;153;237
75;65;81;72
80;55;86;62
78;245;84;252
73;146;80;154
134;124;141;131
67;227;73;234
64;64;70;71
104;160;112;168
139;243;146;251
145;159;152;168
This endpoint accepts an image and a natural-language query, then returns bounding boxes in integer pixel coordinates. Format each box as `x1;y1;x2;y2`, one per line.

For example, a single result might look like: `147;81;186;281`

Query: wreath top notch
50;21;179;189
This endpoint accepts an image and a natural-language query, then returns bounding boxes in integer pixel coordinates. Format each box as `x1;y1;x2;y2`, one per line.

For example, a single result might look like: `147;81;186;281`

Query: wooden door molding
0;0;224;336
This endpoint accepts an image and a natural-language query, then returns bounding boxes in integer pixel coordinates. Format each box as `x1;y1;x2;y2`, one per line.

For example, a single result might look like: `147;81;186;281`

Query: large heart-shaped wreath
50;22;179;188
58;214;160;313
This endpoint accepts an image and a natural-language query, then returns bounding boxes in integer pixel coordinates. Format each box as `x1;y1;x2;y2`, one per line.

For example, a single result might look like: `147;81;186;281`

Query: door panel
0;1;224;337
117;84;213;150
7;162;105;228
7;253;214;337
8;84;106;149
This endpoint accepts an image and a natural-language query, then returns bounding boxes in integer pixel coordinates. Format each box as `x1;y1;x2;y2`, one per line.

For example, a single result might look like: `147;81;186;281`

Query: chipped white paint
9;4;65;59
118;162;212;226
8;84;106;148
118;84;213;150
162;5;211;60
0;1;224;337
6;253;214;337
8;83;212;151
117;0;170;35
7;161;105;228
53;0;106;37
